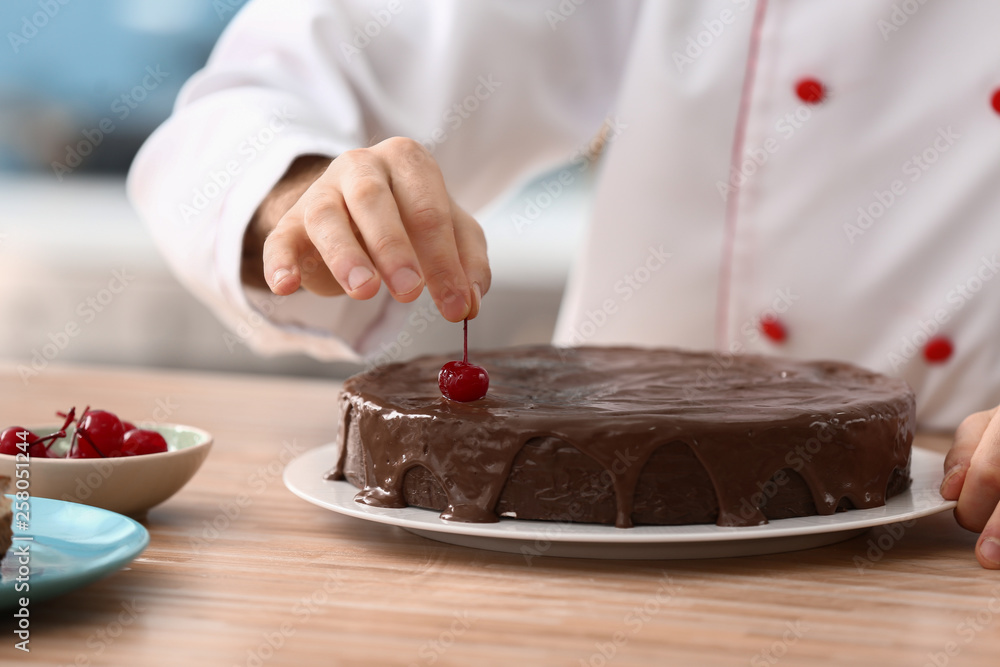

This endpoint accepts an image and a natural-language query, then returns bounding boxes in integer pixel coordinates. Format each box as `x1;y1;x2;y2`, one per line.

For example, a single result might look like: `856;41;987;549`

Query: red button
992;88;1000;114
760;316;787;343
795;78;826;104
923;336;953;363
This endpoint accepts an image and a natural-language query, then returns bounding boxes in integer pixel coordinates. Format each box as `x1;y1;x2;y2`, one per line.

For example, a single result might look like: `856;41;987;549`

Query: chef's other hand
941;406;1000;569
241;138;489;321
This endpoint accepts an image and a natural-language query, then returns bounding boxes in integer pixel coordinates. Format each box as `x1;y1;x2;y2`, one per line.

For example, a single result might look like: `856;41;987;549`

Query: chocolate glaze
328;346;914;528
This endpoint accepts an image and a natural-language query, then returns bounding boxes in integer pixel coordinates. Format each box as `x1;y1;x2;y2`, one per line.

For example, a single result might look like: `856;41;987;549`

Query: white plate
284;445;955;559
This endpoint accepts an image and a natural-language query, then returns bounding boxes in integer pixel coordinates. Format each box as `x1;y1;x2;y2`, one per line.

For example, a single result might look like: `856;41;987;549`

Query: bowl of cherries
0;406;212;517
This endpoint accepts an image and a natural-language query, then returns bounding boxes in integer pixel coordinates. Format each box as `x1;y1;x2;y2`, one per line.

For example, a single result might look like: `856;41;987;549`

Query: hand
241;137;490;321
941;405;1000;568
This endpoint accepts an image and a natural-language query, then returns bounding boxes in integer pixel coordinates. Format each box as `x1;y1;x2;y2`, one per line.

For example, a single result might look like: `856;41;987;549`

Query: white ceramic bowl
0;423;212;517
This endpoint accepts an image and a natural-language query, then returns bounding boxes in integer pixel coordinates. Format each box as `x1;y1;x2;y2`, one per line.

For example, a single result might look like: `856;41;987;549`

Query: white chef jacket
128;0;1000;430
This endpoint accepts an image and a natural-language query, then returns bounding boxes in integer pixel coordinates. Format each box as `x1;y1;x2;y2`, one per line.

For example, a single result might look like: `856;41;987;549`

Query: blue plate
1;496;149;609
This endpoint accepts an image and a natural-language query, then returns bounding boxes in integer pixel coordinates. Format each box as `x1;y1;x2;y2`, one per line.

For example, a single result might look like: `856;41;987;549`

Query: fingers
326;153;425;302
975;502;1000;569
451;200;491;319
941;409;994;499
951;407;1000;532
383;139;472;321
263;195;376;299
262;213;311;295
261;138;492;323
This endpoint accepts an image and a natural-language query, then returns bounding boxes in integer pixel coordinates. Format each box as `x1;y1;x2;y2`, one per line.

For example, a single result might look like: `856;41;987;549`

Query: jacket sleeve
127;0;641;362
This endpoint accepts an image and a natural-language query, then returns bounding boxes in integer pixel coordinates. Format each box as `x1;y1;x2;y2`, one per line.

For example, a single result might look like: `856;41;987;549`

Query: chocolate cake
329;346;914;528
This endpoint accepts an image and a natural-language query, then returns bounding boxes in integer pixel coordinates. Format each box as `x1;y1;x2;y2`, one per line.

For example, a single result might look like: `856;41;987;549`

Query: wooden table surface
2;362;998;667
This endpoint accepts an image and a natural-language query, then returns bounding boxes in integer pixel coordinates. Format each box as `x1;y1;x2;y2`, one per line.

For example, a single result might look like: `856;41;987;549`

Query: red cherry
439;361;489;402
0;427;38;456
120;429;169;456
71;409;125;458
122;421;137;432
439;318;489;402
28;440;53;458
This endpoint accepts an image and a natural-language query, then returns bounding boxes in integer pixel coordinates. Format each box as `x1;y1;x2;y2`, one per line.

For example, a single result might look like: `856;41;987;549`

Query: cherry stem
68;405;108;458
76;428;108;458
463;317;468;364
26;406;77;450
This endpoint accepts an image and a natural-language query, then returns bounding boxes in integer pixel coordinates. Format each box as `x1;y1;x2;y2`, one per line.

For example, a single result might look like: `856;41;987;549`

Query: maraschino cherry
0;408;77;458
71;408;125;458
0;406;172;459
0;427;39;457
439;318;489;402
120;429;168;456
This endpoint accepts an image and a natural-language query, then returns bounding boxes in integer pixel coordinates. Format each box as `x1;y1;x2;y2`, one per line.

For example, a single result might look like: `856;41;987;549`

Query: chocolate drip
324;394;352;481
333;346;914;528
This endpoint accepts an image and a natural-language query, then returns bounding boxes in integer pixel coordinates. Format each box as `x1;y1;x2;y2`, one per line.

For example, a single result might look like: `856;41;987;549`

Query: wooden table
2;363;998;667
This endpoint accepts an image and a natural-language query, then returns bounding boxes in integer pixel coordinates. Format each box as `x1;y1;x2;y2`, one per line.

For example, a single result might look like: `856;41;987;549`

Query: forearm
241;154;333;289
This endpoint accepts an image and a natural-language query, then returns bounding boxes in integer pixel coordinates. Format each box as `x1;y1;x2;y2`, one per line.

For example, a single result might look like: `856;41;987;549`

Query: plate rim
1;496;150;606
284;445;956;545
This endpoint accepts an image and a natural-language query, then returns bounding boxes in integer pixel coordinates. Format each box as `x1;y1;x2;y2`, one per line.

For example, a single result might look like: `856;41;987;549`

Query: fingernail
472;282;482;316
940;463;964;499
271;268;291;289
390;267;422;296
347;266;375;292
441;286;470;321
980;538;1000;566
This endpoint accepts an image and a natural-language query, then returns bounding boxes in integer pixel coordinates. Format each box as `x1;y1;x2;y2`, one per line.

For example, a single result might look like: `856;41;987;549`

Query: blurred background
0;0;588;379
